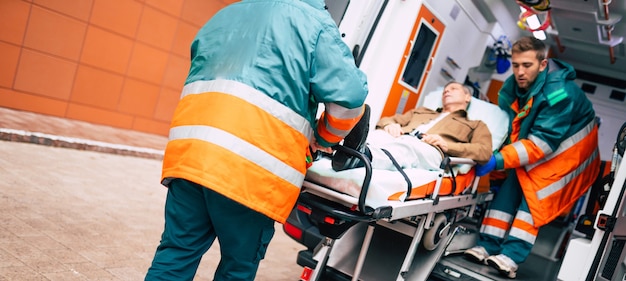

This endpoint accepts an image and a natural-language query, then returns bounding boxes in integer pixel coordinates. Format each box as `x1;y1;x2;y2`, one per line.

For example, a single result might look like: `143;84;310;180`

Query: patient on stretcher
304;82;508;205
332;81;492;173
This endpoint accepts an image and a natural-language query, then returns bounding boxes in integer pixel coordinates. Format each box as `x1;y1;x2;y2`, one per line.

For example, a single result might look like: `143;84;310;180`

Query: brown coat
376;107;492;164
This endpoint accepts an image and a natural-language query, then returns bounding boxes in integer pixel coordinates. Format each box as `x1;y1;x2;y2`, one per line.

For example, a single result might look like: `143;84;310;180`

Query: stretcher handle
332;144;373;215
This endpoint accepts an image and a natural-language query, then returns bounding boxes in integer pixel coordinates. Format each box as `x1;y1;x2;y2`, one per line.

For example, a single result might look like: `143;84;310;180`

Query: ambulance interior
283;0;626;280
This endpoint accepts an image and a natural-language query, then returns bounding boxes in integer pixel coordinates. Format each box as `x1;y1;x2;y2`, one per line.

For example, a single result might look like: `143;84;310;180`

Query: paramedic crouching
332;81;492;173
464;36;600;279
144;1;369;280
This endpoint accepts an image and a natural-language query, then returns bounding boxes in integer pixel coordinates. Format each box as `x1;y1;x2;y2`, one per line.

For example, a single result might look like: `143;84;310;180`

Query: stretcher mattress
305;158;476;208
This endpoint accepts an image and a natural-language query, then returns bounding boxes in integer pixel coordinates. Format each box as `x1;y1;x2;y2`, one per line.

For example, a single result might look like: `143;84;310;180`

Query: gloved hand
475;155;496;176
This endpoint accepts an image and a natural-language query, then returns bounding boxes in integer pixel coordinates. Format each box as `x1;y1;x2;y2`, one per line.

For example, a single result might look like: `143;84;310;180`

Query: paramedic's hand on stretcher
475;155;496;176
310;139;332;153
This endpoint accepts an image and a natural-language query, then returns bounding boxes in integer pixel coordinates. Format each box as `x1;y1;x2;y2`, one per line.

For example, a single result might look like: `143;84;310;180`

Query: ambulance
282;0;626;280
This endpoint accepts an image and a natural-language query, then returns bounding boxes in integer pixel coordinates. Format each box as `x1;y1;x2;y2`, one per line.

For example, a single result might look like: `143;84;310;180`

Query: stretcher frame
297;145;494;281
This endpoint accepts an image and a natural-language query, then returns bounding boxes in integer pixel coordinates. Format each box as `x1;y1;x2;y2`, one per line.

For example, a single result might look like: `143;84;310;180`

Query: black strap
443;157;457;196
380;148;413;199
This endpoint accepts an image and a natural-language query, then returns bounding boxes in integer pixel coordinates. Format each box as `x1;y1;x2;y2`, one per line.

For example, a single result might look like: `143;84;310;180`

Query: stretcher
296;90;510;281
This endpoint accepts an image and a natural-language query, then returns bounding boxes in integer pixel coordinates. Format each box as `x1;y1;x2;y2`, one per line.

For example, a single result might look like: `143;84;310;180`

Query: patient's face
442;83;470;108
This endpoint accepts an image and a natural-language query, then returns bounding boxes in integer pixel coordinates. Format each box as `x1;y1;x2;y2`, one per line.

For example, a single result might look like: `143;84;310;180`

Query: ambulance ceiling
477;0;626;83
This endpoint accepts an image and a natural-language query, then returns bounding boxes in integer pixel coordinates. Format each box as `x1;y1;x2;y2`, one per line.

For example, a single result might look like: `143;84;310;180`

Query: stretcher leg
396;216;427;281
306;237;335;281
352;223;376;281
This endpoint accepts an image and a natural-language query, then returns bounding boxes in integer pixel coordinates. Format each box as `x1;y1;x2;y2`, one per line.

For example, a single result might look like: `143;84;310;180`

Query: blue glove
475;155;496;176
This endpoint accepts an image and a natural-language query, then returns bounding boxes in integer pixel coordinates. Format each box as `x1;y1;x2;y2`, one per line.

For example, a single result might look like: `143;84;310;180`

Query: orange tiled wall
0;0;236;136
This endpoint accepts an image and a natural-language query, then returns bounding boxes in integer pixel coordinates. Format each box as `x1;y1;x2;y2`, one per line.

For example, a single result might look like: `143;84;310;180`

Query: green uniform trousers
145;178;275;281
478;171;534;264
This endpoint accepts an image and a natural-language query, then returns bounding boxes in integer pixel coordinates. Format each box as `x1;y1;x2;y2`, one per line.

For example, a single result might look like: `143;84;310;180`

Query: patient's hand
421;134;448;152
383;123;403;137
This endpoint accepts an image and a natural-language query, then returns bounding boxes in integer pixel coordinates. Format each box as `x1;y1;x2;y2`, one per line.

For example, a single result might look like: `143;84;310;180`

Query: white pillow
422;88;509;151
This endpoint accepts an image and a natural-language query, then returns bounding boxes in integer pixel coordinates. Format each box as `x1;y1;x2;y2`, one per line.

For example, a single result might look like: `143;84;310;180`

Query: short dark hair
512;36;547;61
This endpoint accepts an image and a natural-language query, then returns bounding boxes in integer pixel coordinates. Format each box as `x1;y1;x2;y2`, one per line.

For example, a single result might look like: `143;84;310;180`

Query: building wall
0;0;236;136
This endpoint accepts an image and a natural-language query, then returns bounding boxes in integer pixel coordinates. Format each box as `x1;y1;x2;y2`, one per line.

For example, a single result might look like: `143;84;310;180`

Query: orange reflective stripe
482;217;510;231
316;114;343;144
325;108;364;131
163;139;301;223
172;92;310;173
512;218;539;236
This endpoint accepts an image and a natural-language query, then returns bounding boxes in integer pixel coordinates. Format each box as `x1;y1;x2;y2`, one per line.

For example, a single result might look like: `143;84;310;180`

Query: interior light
533;31;546;40
527;14;541;29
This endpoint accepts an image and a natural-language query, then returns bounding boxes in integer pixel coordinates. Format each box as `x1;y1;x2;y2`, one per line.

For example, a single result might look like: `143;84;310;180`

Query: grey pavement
0;108;307;280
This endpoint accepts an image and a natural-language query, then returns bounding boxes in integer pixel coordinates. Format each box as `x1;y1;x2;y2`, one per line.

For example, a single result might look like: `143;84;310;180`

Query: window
400;20;438;92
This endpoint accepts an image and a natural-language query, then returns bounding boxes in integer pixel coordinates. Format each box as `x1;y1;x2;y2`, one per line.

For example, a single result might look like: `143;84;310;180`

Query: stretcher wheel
423;213;448;251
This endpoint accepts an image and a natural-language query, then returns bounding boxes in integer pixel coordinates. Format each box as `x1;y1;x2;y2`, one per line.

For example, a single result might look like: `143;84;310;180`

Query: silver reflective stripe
512;141;529;166
324;103;363;119
528;134;552;156
169;125;305;187
485;209;514;223
515;210;534;225
527;120;595;171
509;227;537;244
536;148;599;200
480;225;507;238
182;79;313;141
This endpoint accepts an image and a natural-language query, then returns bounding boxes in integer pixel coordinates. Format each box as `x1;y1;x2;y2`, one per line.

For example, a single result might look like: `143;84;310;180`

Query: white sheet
305;158;440;207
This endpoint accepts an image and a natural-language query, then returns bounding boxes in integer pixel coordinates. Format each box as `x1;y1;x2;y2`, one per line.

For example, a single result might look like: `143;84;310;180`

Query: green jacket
496;59;596;168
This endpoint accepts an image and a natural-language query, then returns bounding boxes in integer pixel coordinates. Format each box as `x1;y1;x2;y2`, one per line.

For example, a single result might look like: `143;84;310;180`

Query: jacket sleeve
309;23;368;147
496;90;575;169
446;121;493;164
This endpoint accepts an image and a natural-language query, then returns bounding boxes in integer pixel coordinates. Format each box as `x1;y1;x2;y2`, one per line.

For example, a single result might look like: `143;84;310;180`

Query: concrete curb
0;128;164;160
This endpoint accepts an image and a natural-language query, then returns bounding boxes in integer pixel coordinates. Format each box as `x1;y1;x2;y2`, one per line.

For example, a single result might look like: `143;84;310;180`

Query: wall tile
181;0;223;27
14;49;77;100
136;7;177;51
162;55;188;90
0;88;67;117
171;21;196;58
24;6;87;61
118;79;159;117
66;103;133;129
80;26;134;74
70;65;124;110
0;0;31;45
0;42;21;88
90;0;142;38
33;0;93;21
153;87;179;122
127;43;168;84
145;0;183;17
132;116;169;135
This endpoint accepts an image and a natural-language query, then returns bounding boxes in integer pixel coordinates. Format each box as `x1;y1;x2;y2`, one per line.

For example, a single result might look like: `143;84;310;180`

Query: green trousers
145;179;275;281
478;171;534;264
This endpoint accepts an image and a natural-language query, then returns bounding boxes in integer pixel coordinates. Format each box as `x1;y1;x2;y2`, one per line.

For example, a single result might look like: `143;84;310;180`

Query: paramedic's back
145;1;369;280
